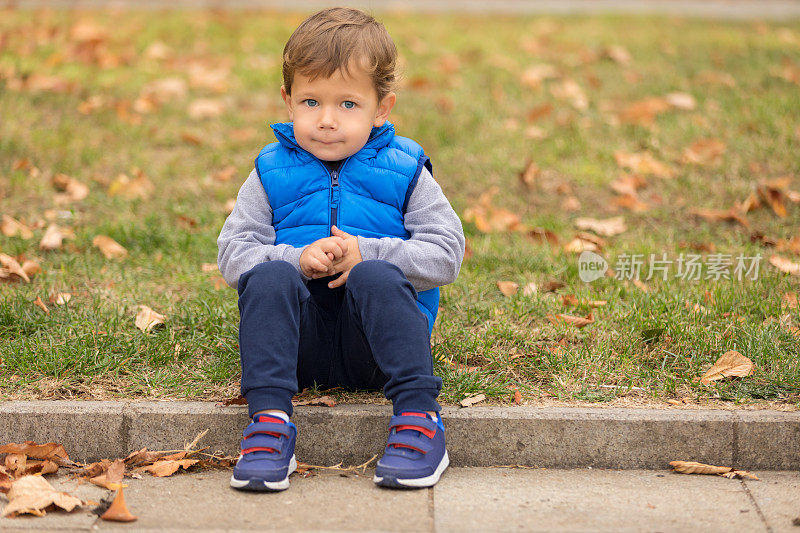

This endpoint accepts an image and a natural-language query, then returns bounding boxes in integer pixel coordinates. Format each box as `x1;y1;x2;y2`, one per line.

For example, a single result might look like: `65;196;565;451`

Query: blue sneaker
373;411;449;488
230;414;297;491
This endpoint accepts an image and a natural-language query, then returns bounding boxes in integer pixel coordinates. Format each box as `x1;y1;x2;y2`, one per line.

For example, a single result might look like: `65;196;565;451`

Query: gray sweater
217;166;466;293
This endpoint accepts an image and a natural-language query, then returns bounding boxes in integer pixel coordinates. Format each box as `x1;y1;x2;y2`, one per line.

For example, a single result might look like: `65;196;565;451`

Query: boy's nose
318;107;336;129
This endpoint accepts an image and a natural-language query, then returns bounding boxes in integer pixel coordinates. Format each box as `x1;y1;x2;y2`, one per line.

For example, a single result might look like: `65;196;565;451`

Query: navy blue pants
237;259;442;418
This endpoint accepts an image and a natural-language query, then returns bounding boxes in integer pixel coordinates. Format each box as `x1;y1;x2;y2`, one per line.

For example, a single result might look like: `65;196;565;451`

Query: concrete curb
1;401;798;469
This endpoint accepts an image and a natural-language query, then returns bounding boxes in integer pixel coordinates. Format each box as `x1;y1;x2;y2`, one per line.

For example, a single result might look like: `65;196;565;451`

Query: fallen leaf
0;254;30;283
39;224;65;250
1;475;83;518
33;296;49;314
92;235;128;259
22;260;41;278
547;312;595;328
292;395;336;407
107;171;154;200
614;150;674;179
604;44;631;65
143;459;198;477
697;350;754;385
682;139;726;166
462;186;523;233
618;97;670;126
574;216;627;236
215;395;247;406
459;393;486;407
1;215;34;239
89;459;125;490
770;255;800;276
135;305;166;333
665;92;696;110
497;281;519;297
123;449;168;467
563;237;600;253
669;460;759;480
518;160;539;189
100;485;136;522
49;292;72;305
689;207;749;229
51;173;89;202
188;98;225;120
0;442;70;464
513;389;522;404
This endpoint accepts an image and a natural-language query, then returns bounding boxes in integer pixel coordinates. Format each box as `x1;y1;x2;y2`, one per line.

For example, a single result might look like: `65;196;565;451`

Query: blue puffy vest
254;121;439;337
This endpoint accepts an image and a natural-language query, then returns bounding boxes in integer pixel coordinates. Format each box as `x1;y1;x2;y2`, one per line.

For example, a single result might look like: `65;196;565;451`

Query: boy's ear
373;91;396;127
280;85;294;120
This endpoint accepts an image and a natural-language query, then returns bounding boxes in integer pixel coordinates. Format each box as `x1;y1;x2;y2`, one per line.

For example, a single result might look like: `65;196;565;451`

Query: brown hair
282;7;397;102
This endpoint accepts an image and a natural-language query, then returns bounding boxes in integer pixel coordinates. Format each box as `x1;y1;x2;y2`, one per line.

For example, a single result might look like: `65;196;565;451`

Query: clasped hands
298;225;362;289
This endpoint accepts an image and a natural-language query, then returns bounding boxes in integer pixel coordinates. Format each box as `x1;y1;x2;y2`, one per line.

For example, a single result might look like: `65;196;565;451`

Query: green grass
1;8;798;407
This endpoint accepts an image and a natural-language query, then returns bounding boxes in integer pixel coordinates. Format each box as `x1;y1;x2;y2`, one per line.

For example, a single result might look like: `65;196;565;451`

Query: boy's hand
299;236;348;279
326;225;362;288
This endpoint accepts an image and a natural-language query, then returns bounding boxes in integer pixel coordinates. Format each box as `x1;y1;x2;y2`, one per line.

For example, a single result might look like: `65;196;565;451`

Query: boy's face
281;60;396;161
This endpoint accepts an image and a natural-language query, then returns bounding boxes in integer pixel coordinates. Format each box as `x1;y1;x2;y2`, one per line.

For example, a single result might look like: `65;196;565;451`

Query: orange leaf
497;281;519;297
100;485;137;522
698;350;754;385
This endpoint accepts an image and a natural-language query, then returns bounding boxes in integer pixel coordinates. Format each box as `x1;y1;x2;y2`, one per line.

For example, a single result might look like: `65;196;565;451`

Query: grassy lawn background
1;7;798;408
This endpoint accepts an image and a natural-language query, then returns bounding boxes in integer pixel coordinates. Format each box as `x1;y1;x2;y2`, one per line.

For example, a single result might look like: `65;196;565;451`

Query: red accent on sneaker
399;411;428;418
256;415;287;424
390;443;427;454
242;446;279;454
395;424;435;439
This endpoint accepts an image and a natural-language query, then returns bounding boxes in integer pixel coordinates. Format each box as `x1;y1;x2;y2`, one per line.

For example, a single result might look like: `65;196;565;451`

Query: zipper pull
331;170;339;186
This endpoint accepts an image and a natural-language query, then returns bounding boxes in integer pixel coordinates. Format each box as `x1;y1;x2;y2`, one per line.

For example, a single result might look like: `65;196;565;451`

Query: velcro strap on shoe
387;432;434;454
241;433;285;454
243;421;293;439
389;415;437;437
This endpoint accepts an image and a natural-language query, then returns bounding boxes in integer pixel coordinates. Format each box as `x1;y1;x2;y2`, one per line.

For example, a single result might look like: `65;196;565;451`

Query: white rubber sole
373;450;449;488
230;455;297;491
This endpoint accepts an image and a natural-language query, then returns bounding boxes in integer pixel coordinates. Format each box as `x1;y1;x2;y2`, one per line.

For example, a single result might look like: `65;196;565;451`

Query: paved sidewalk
1;467;798;532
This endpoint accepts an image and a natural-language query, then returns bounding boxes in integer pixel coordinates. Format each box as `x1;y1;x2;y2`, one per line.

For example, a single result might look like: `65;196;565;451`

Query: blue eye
343;101;355;109
304;99;318;107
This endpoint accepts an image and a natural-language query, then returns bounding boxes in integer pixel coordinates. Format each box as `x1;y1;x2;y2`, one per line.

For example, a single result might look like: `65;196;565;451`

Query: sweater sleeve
217;168;311;289
356;166;466;292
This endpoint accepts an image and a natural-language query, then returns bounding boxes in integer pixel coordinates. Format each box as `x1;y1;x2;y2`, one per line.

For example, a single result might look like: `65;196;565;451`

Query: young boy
217;7;465;491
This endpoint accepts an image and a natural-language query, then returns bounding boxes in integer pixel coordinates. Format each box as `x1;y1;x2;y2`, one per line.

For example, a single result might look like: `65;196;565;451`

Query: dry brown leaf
292;395;336;407
526;227;559;247
143;459;198;477
92;235;128;259
689;207;749;229
140;77;187;103
49;292;72;305
520;63;558;88
669;460;759;480
1;475;83;518
618;97;670;125
770;255;800;276
518;159;539;190
665;92;696;110
462;186;523;233
1;215;34;239
698;350;754;385
614;150;674;179
188;98;225;120
100;485;137;522
574;216;627;237
0;253;30;282
497;281;519;297
107;171;154;200
39;224;64;251
513;388;522;405
213;165;237;182
547;312;595;328
33;296;49;314
550;79;588;110
135;305;166;333
214;396;248;407
682;138;726;166
459;393;486;408
0;442;70;465
22;260;41;278
782;292;798;310
51;173;89;202
123;449;168;467
604;44;631;65
563;237;600;253
89;458;125;490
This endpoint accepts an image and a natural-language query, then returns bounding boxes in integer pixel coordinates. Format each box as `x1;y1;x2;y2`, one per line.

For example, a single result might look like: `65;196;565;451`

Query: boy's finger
327;270;349;289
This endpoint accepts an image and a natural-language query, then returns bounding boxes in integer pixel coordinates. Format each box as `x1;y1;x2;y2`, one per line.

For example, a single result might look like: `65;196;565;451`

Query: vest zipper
330;168;339;234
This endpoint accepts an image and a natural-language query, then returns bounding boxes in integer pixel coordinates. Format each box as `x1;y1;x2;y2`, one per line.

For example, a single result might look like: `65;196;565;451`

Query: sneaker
373;411;449;489
230;414;298;491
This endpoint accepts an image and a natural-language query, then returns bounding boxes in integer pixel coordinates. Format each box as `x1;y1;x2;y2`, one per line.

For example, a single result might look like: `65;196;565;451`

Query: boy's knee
238;260;300;295
348;260;404;292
